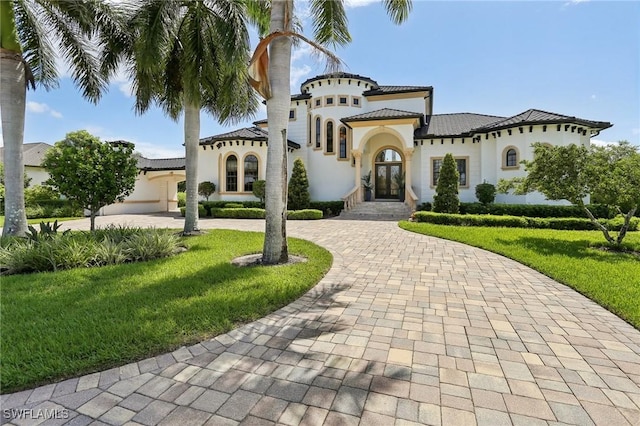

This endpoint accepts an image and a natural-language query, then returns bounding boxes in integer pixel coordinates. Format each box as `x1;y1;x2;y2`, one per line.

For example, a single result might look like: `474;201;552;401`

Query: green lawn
0;216;82;227
0;230;332;393
399;221;640;329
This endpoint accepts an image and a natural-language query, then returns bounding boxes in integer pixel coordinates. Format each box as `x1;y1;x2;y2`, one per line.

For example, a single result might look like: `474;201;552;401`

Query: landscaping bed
0;230;332;393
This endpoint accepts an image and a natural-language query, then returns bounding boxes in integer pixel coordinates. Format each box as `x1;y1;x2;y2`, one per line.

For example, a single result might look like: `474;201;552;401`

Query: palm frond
245;0;271;37
310;0;351;47
13;0;57;90
35;0;106;103
382;0;413;25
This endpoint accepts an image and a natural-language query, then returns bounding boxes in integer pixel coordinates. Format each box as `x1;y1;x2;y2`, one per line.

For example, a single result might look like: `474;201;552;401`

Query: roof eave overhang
475;120;613;134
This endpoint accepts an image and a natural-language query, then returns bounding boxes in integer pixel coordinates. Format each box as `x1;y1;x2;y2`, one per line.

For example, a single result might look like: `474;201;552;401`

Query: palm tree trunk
262;0;293;264
183;101;200;234
1;48;28;237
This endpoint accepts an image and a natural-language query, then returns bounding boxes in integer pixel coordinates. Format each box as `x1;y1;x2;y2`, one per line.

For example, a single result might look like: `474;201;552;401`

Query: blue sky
11;0;640;158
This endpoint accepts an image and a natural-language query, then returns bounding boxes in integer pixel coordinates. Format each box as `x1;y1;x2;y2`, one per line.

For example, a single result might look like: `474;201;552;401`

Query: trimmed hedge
458;203;617;218
181;206;324;220
179;205;207;217
309;201;344;217
210;208;265;219
224;203;244;208
287;209;323;220
25;203;83;219
197;200;342;217
413;211;639;231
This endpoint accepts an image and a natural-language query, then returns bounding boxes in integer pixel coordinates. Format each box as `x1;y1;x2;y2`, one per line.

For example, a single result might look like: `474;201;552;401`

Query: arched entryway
374;148;403;200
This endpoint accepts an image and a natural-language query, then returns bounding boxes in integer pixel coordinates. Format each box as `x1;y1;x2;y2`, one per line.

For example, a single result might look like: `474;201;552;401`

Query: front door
374;148;403;199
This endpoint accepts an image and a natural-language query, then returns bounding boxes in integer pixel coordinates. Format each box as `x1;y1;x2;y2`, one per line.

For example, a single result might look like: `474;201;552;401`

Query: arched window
326;121;334;153
315;117;321;149
506;148;517;167
339;126;347;159
226;155;238;192
244;155;258;192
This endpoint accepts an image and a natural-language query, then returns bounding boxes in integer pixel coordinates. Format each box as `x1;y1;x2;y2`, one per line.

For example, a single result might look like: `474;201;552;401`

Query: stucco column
353;150;363;201
404;148;414;204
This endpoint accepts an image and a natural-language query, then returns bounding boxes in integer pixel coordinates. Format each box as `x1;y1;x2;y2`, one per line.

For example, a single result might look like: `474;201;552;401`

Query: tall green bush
288;158;310;210
252;180;266;205
433;153;460;213
475;182;496;205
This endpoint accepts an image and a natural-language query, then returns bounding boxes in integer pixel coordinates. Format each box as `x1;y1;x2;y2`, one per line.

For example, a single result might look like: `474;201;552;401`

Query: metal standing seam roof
200;126;301;149
341;108;424;123
474;109;613;132
0;142;54;167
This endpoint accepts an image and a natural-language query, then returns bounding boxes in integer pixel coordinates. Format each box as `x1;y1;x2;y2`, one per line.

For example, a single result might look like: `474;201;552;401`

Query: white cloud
26;101;63;119
344;0;378;8
132;141;184;159
590;139;615;147
290;64;312;92
563;0;589;7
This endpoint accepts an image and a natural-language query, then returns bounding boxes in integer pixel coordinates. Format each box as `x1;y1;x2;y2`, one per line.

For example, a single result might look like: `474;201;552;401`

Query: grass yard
0;216;82;227
0;230;332;393
399;221;640;329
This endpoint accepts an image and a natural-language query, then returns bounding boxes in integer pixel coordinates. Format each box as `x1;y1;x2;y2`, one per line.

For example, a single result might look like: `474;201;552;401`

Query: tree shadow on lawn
1;254;333;393
495;236;638;264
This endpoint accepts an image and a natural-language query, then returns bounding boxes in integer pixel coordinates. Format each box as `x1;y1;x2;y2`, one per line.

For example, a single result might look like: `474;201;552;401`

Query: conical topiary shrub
288;158;311;210
433;153;460;213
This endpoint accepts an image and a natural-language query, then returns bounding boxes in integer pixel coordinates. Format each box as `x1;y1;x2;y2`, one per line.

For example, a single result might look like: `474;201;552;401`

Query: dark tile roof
363;85;432;96
342;108;424;123
291;93;312;101
415;113;506;138
200;127;301;149
0;142;53;167
299;72;379;91
136;156;185;171
475;109;613;132
252;118;268;125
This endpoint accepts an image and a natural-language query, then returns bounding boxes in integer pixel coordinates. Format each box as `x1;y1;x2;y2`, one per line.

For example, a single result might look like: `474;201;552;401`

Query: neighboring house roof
200;126;301;149
474;109;613;132
136;156;185;172
291;93;312;101
300;72;380;91
253;118;268;126
0;142;53;167
415;113;506;138
342;108;424;124
363;85;432;96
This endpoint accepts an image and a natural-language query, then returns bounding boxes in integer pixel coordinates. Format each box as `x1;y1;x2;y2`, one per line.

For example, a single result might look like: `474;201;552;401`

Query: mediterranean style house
8;72;612;216
198;72;612;212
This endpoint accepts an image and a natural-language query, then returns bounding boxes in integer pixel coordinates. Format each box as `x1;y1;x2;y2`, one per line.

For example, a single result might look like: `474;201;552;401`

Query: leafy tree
498;142;640;246
252;180;266;205
104;0;257;235
288;158;310;210
247;0;412;264
433;153;460;213
24;185;60;207
42;131;138;231
198;181;216;201
475;182;496;205
0;0;119;236
177;181;186;193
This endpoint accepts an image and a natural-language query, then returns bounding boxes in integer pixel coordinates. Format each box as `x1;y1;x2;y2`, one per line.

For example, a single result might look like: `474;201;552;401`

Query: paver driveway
2;215;639;426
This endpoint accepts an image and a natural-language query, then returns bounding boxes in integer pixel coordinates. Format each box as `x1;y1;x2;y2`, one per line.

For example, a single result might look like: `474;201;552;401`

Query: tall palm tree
250;0;413;264
106;0;257;235
0;0;118;236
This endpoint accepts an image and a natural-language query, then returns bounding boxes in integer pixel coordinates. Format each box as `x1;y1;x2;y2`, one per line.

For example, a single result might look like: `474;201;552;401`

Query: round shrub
475;182;496;205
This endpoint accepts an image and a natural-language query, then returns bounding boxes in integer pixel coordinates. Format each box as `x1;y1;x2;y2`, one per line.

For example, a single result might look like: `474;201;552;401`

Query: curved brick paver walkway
2;215;639;426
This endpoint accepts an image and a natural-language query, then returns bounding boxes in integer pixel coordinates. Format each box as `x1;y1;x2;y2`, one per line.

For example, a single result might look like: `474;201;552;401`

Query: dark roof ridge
300;72;379;92
431;112;506;119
